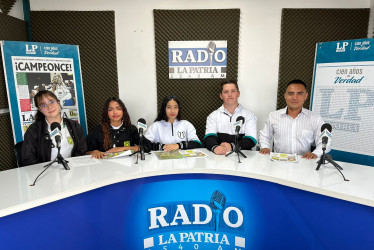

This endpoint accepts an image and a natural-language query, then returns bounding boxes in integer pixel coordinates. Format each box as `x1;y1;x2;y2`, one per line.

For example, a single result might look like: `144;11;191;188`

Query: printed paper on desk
154;151;184;160
105;150;133;159
180;150;209;158
270;152;298;163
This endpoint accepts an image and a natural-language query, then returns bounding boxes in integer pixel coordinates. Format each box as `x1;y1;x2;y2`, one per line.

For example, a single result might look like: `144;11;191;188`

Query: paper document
270;152;298;162
105;150;133;159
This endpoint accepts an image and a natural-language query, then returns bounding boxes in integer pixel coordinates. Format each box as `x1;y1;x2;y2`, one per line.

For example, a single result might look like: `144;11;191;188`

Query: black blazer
22;118;87;166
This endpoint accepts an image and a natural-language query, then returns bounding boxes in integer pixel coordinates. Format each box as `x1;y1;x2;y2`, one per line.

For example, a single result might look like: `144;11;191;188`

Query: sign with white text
1;174;374;249
168;41;227;79
1;41;87;143
311;38;374;166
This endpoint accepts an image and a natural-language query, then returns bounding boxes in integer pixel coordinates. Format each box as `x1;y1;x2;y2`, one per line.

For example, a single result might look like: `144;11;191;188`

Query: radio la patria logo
144;191;246;249
168;40;227;79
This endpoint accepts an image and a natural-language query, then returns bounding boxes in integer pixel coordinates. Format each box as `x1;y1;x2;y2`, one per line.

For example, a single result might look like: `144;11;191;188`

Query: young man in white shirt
204;80;257;155
259;79;330;159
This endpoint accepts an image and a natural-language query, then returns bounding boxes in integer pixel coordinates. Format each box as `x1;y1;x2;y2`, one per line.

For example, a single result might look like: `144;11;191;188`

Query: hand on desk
90;150;107;159
163;144;179;151
259;148;270;154
214;142;232;155
302;152;317;159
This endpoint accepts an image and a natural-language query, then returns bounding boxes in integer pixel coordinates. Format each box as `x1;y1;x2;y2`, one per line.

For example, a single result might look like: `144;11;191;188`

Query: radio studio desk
0;149;373;250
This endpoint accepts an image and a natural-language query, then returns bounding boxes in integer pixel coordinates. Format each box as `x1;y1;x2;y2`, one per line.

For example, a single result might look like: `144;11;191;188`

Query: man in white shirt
259;79;330;159
204;80;257;155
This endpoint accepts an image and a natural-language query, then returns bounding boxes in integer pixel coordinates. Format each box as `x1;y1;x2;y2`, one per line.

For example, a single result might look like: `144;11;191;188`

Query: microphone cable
30;161;55;186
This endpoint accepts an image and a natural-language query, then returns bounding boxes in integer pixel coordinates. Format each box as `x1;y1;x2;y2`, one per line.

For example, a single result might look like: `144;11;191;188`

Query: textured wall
0;13;28;170
278;8;370;109
154;9;240;140
0;0;16;15
30;11;118;133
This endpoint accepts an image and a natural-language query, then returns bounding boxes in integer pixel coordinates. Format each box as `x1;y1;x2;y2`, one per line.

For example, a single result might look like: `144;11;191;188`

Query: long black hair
155;95;182;122
101;97;131;151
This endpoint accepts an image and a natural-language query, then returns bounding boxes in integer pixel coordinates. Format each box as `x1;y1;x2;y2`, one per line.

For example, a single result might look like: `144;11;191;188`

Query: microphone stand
130;136;149;164
30;147;70;186
316;148;349;181
55;147;70;170
226;132;247;163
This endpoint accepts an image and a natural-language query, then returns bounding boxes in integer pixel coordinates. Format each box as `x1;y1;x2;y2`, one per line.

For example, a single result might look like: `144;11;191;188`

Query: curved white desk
0;149;374;249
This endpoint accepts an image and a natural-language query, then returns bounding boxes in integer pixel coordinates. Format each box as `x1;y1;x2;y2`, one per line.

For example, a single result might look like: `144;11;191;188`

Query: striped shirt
259;107;330;157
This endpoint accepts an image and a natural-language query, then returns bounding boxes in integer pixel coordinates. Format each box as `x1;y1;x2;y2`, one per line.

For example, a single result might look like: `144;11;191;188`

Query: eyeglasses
39;100;57;111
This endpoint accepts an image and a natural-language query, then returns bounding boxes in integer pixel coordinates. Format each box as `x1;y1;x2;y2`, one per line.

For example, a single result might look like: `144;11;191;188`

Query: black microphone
320;123;332;151
50;122;62;149
137;118;147;138
209;190;226;232
50;122;70;170
137;118;147;160
234;116;245;135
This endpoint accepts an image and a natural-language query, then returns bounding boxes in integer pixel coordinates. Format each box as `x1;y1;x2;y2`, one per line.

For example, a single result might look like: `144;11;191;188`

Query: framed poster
311;38;374;166
1;41;87;143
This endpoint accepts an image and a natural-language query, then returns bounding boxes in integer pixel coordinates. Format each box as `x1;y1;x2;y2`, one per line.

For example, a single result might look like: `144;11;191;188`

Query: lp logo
25;44;38;54
336;42;349;52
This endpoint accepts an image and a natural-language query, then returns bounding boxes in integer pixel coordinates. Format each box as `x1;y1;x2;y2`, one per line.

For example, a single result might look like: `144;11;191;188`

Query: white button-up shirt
259;107;330;157
47;119;73;160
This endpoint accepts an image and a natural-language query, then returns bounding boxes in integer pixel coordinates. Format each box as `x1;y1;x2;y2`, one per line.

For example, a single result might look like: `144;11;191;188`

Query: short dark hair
155;95;182;122
286;79;307;89
219;80;239;93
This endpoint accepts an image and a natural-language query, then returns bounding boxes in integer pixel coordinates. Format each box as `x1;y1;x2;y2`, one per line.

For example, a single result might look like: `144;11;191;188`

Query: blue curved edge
0;173;373;250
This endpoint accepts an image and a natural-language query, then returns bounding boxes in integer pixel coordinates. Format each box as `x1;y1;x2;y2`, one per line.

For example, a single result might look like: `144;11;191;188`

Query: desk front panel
0;173;373;249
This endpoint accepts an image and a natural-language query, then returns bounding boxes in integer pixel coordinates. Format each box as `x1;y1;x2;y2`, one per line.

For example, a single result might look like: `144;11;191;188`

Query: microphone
207;41;216;66
137;118;147;161
320;123;332;151
137;118;147;138
234;116;245;135
209;190;226;232
50;122;70;170
50;122;62;149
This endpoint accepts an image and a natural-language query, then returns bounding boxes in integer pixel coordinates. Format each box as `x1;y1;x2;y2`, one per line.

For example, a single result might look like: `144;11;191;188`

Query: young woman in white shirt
145;95;202;151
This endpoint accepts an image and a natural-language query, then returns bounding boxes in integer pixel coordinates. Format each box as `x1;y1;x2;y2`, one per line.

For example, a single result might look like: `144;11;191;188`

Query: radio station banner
310;38;374;166
1;41;87;143
1;174;373;249
169;40;227;79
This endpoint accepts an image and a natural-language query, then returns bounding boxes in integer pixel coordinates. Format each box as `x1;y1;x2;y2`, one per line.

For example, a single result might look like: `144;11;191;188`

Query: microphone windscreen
236;116;245;124
321;123;332;132
51;122;61;131
138;118;146;125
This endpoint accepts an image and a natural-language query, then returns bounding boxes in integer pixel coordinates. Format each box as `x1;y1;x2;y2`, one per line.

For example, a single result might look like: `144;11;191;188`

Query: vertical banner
311;38;374;166
1;41;87;143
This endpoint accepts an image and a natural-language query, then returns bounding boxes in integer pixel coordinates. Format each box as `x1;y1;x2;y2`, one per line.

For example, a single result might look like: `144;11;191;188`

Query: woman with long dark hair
145;95;202;151
86;97;149;159
22;90;87;166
